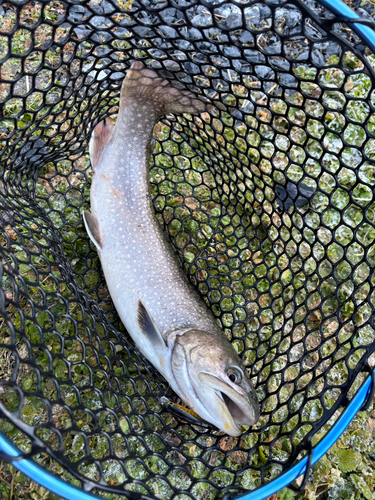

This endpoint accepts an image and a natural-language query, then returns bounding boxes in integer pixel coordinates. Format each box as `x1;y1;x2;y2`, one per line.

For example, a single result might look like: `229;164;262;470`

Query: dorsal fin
83;211;102;250
137;300;166;348
89;119;115;169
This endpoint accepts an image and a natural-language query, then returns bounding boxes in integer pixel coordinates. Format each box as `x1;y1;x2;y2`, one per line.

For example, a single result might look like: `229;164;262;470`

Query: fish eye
227;368;242;384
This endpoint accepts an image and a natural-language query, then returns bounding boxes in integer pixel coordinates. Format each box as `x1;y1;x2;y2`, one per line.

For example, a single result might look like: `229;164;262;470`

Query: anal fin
83;211;102;250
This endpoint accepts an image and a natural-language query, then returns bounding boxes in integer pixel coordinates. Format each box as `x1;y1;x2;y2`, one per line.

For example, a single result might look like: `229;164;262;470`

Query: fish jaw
170;330;260;436
198;372;260;433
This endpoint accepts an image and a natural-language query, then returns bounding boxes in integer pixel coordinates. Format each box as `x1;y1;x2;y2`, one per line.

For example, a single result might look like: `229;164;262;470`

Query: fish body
84;62;260;435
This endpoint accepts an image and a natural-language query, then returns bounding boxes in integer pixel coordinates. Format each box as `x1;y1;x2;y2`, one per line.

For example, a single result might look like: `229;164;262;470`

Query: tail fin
120;61;212;116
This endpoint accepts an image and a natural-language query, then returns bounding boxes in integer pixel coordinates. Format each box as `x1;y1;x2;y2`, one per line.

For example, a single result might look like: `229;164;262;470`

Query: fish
84;61;260;436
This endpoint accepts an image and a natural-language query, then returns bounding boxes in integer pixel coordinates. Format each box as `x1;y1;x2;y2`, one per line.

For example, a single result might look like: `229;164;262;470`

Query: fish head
171;330;260;436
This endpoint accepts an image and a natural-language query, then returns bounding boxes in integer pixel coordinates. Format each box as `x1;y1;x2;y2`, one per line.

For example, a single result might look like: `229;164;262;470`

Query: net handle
0;431;150;500
324;16;375;29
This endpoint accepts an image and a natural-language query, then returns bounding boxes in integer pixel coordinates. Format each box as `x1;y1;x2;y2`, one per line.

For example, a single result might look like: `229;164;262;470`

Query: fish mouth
220;391;254;426
199;373;260;435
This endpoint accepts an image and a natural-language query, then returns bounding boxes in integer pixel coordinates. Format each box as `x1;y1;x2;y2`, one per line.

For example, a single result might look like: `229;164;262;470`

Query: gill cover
171;330;260;436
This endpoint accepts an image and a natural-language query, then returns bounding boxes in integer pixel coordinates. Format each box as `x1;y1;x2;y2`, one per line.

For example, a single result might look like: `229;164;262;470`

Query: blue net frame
1;0;375;498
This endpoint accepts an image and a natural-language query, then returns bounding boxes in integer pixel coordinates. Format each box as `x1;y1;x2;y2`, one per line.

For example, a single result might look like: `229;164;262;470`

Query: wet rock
312;41;341;67
257;32;281;55
223;46;241;58
133;26;155;37
69;5;86;21
157;25;178;38
268;56;290;71
180;26;203;40
186;5;213;28
245;4;272;30
160;7;185;25
232;29;254;48
214;4;242;30
135;10;159;25
204;27;229;43
109;72;125;80
255;65;275;79
275;182;315;211
91;30;112;42
244;49;266;64
278;73;297;87
73;26;93;39
183;62;200;74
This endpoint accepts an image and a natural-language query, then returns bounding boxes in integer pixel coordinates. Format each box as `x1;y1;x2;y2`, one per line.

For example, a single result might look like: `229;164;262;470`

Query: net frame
0;373;373;500
1;0;375;498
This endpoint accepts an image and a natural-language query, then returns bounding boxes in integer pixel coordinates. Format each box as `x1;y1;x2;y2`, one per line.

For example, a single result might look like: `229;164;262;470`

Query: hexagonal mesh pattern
0;0;375;497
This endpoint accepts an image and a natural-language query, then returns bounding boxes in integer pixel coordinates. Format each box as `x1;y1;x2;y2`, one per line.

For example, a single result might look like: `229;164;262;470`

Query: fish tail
120;61;212;115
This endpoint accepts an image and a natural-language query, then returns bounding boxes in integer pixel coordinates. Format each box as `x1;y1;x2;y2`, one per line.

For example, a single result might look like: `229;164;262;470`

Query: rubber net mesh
0;0;375;497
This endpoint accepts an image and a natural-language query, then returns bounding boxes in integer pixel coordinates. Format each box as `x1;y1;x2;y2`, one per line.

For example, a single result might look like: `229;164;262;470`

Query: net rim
0;369;372;500
317;0;375;53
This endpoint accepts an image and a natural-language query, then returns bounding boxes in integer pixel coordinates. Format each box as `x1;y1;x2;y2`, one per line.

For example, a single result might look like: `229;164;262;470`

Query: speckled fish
84;61;260;436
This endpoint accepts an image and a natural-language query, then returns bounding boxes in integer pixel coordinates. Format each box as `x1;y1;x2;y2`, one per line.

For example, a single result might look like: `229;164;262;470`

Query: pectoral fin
83;210;102;250
137;300;166;348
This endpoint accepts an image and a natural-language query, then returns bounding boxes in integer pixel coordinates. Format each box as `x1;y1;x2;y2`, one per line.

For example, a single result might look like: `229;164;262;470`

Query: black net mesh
1;0;375;497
